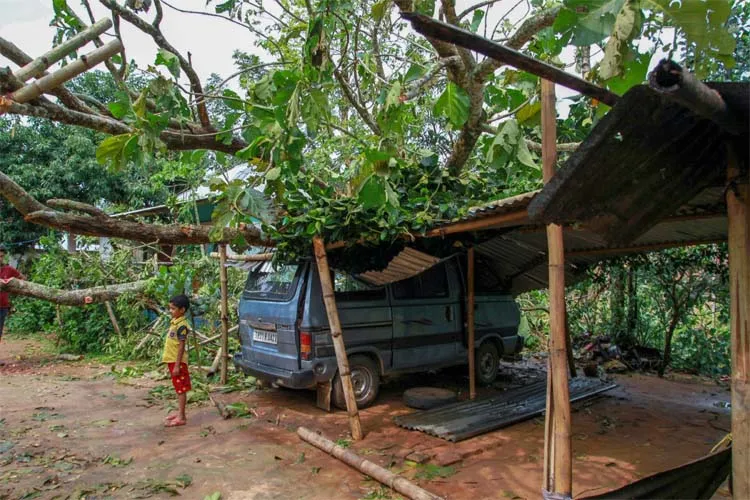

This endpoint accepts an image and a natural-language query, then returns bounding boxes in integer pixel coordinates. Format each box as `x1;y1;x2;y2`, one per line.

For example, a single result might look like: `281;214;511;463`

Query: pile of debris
576;333;662;377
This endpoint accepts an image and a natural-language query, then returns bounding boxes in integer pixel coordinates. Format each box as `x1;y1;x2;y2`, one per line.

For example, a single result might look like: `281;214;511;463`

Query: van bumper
233;354;315;389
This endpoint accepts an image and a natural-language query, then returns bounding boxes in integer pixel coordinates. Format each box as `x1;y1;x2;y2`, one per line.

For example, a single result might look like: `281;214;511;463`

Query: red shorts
167;363;192;394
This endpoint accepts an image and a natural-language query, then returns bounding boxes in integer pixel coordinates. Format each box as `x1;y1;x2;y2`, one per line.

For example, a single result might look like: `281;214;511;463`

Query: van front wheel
476;342;500;385
332;355;380;410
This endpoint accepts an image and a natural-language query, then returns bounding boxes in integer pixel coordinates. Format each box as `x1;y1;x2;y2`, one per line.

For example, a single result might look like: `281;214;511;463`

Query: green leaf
645;0;735;76
599;0;642;80
155;49;180;79
470;10;484;33
433;82;470;128
265;167;282;181
516;101;541;125
604;50;650;94
175;474;193;488
371;0;388;22
96;133;137;170
384;81;403;111
404;63;426;83
203;493;222;500
214;0;235;13
358;175;387;210
516;136;537;169
222;89;244;111
415;0;435;16
559;0;627;46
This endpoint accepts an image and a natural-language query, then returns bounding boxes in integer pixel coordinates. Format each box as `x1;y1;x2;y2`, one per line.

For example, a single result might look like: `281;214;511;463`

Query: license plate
253;329;278;345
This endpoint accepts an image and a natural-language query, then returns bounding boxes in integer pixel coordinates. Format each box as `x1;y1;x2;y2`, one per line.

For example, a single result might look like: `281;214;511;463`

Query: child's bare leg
178;393;187;422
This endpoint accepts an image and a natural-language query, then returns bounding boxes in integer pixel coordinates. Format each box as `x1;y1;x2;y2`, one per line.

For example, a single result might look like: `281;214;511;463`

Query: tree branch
333;67;381;135
99;0;212;128
47;199;108;218
474;6;560;82
0;171;270;246
0;277;151;306
458;0;503;20
403;55;461;100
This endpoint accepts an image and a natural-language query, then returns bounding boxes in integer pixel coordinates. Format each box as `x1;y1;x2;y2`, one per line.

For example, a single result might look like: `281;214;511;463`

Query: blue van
233;256;522;409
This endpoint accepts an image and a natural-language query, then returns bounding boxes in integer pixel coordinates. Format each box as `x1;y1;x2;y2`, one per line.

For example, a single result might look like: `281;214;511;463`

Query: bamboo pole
209;252;273;262
543;357;555;491
541;79;572;497
298;427;442;500
104;301;122;336
312;236;364;440
467;247;477;400
11;40;122;103
218;244;230;385
726;146;749;499
13;18;113;82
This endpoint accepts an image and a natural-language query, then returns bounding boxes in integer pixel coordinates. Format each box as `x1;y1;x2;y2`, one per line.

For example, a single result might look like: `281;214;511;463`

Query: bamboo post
11;39;122;103
541;79;572;497
14;18;113;82
298;427;442;500
104;301;122;336
312;236;364;440
467;247;477;400
726;146;749;499
219;244;230;385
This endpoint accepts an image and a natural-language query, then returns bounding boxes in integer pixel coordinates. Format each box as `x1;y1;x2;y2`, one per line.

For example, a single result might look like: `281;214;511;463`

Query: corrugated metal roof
454;190;539;223
358;247;442;286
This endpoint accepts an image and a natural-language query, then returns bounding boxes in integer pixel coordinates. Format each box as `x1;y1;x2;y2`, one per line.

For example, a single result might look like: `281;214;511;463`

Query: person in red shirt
0;246;26;342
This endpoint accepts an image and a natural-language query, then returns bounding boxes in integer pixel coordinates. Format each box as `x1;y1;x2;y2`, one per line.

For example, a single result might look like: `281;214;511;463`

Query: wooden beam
726;148;749;499
13;18;113;82
218;244;230;385
312;236;364;440
541;79;572;497
11;40;122;103
424;209;529;237
467;247;477;400
400;12;619;107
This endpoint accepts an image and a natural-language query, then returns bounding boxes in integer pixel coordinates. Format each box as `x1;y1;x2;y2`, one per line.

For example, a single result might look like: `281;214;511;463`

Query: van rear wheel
332;355;380;410
476;342;500;385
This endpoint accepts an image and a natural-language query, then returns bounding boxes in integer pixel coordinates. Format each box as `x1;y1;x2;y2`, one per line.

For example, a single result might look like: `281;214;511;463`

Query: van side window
392;264;448;300
333;271;386;301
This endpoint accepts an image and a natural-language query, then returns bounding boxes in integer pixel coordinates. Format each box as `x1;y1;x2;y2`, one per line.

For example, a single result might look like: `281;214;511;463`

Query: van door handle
445;306;452;322
402;318;433;326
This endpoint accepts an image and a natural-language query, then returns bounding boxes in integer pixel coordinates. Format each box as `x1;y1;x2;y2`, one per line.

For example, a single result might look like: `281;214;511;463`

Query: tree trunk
218;244;230;385
610;266;625;342
626;265;638;345
0;278;150;306
660;311;680;377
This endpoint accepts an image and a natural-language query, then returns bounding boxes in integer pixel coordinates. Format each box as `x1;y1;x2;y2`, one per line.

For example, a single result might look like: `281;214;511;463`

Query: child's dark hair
169;294;190;311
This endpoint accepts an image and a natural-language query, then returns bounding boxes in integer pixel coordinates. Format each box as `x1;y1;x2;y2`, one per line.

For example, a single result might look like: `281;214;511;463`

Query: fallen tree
0;277;150;306
0;170;271;246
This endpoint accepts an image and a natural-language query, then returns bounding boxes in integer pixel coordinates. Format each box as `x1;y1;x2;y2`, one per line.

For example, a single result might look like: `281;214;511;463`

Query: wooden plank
312;236;364;440
467;247;476;400
218;244;230;385
541;79;572;497
727;148;749;499
209;252;273;262
400;12;619;107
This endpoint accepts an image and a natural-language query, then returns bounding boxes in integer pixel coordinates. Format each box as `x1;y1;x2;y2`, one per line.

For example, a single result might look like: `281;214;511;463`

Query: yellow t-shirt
162;316;191;364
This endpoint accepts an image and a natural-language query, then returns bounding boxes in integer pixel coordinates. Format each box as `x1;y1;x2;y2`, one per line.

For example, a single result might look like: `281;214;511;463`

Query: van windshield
244;264;299;300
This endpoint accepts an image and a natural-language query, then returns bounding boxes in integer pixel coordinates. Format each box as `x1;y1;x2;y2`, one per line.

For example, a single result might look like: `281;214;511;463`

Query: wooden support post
312;236;364;440
467;247;477;400
541;79;572;497
726;147;749;499
564;305;577;378
218;244;230;385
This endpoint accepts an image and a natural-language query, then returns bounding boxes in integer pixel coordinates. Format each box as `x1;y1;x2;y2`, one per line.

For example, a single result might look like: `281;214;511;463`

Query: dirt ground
0;335;733;500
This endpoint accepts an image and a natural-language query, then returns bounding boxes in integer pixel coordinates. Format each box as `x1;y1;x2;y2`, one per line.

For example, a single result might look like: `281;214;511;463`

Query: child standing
163;294;192;427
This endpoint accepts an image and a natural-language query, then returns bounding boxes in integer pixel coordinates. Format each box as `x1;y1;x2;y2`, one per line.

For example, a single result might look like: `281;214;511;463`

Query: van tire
332;355;380;410
476;342;500;385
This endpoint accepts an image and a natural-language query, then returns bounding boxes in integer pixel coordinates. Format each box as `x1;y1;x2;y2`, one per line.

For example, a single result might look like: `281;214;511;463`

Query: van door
389;261;462;370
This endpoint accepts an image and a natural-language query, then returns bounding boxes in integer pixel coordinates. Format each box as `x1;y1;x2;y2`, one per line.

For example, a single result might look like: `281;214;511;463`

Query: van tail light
300;331;312;361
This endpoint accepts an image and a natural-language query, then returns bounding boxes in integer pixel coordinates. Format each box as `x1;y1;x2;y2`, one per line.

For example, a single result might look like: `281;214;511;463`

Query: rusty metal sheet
394;378;616;442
